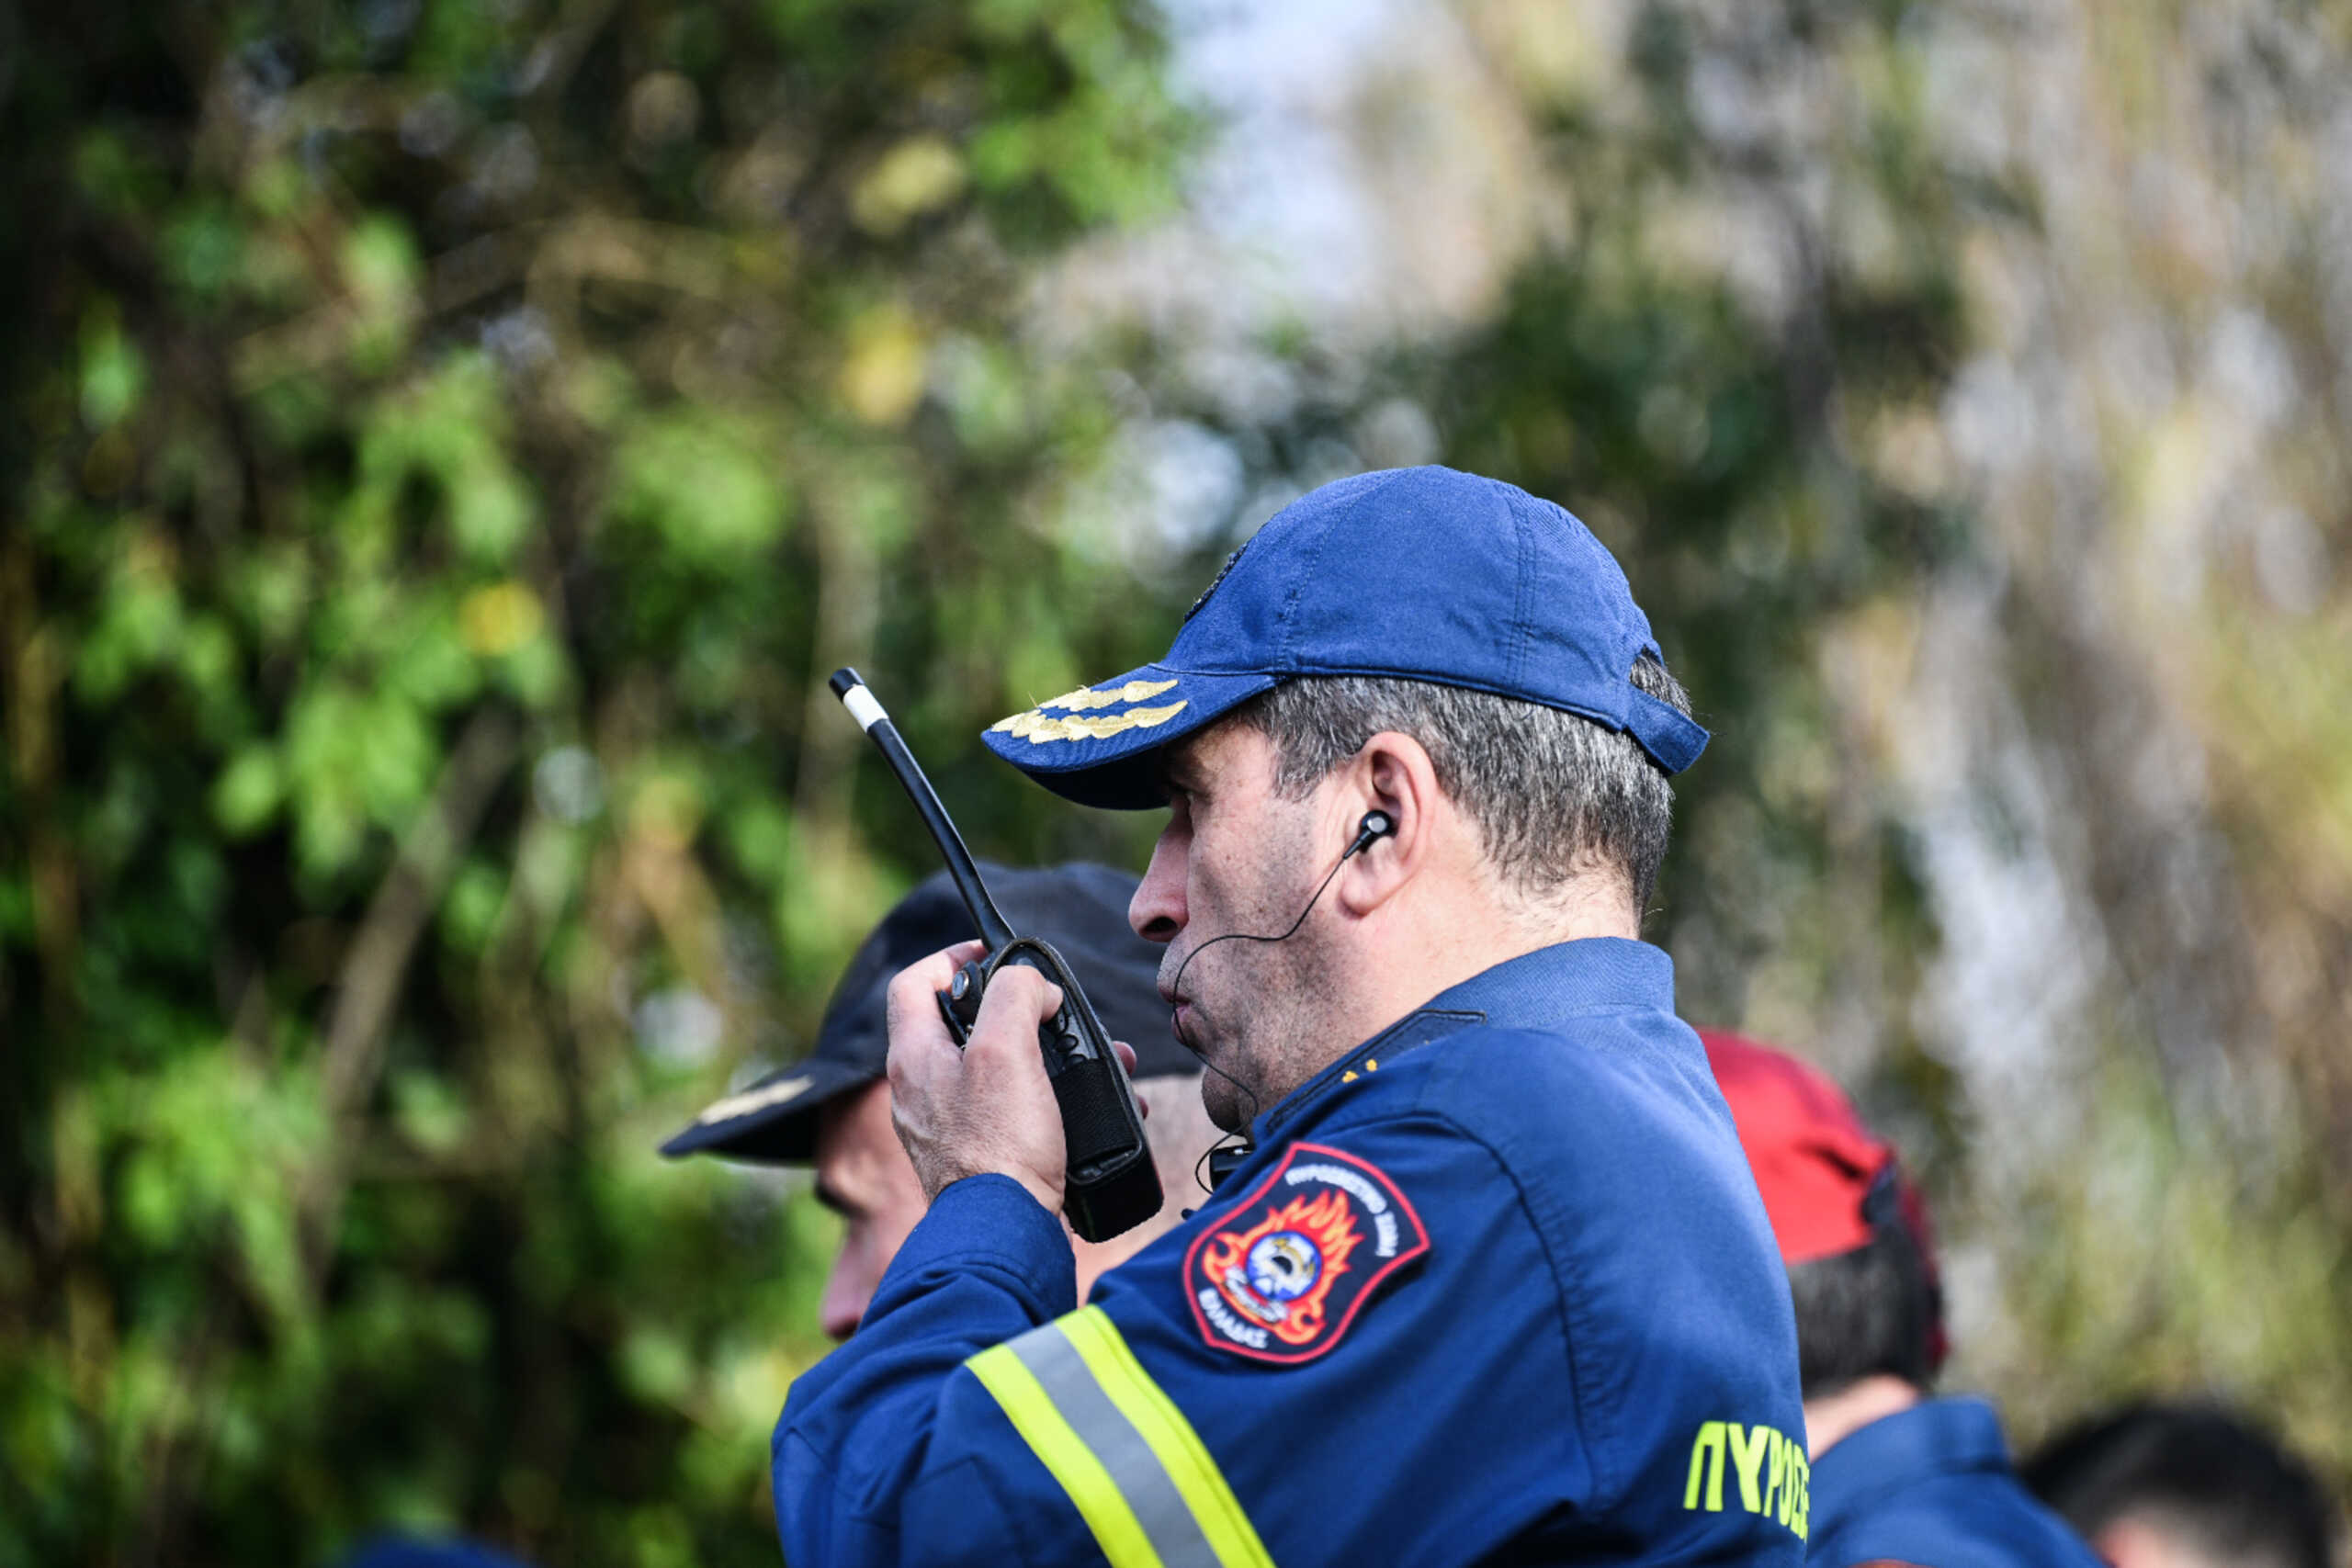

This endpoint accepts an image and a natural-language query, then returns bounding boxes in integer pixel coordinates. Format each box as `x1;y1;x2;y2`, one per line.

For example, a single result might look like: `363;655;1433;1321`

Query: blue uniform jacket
775;939;1807;1566
1808;1398;2106;1568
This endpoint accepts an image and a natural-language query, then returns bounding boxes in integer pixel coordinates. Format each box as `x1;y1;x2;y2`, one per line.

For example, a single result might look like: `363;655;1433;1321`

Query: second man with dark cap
663;862;1225;1339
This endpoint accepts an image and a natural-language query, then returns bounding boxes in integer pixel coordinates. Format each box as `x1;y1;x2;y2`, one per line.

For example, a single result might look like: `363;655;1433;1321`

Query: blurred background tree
5;0;2349;1564
0;1;1191;1563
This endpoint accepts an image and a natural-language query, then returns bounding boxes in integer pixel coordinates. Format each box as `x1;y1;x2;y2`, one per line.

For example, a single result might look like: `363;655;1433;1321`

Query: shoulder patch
1183;1142;1428;1365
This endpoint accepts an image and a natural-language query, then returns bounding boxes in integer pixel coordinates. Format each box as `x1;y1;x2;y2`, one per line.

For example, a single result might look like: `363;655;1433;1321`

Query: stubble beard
1166;873;1340;1134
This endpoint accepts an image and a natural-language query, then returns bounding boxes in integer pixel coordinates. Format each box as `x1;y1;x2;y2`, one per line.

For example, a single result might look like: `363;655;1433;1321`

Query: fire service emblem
1185;1143;1428;1365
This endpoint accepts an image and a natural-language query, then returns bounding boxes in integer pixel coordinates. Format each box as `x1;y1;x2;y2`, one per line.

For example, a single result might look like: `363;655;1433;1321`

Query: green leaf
612;412;793;561
341;215;424;372
617;1327;695;1408
437;860;506;957
390;1069;474;1155
162;204;247;304
79;316;146;429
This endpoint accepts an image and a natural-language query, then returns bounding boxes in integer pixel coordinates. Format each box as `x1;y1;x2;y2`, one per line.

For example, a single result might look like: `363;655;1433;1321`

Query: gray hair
1231;657;1691;910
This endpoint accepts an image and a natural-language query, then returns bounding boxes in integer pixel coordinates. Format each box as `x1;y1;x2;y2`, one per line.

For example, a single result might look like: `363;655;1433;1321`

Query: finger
884;940;991;1041
886;1021;965;1099
1109;1042;1148;1117
887;939;990;1005
968;963;1065;1044
958;966;1066;1096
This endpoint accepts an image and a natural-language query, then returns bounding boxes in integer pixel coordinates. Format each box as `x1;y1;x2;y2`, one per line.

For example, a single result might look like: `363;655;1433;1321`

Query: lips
1160;954;1201;1046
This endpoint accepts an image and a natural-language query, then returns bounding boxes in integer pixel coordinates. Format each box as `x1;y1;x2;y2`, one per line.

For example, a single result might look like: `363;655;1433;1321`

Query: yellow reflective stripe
1057;1308;1276;1568
967;1340;1168;1568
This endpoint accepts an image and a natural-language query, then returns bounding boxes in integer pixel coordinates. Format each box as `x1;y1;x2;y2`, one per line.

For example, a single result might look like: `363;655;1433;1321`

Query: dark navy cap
982;466;1708;808
661;862;1190;1163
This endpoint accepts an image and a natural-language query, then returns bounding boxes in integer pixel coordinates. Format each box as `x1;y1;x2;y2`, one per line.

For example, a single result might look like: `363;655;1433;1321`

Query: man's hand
885;942;1070;1213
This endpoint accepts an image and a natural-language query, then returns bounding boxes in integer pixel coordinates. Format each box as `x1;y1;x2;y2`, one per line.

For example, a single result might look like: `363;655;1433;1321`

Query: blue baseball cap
983;466;1707;808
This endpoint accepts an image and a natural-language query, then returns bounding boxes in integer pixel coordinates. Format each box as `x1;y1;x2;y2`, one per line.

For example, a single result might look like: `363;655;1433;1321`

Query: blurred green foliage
0;1;1188;1563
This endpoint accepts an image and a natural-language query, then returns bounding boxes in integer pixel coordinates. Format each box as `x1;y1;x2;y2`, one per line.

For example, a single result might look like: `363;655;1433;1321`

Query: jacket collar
1419;935;1677;1031
1811;1396;2013;1540
1251;937;1679;1144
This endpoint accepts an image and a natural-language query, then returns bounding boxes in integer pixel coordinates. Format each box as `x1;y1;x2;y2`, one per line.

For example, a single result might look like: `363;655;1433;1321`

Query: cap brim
658;1056;876;1163
981;664;1282;809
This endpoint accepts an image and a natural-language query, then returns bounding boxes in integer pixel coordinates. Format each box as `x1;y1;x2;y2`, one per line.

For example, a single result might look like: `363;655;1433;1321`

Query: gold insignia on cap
693;1075;814;1125
1036;678;1179;713
989;700;1190;745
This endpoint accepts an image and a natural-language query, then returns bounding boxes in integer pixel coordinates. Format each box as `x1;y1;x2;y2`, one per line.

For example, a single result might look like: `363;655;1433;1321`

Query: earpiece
1343;810;1395;860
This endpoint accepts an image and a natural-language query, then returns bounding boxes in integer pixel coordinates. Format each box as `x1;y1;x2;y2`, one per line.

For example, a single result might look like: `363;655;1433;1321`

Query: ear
1329;730;1442;919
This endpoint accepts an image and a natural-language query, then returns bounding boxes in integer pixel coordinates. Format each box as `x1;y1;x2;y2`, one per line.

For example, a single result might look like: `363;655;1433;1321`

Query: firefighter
776;467;1806;1566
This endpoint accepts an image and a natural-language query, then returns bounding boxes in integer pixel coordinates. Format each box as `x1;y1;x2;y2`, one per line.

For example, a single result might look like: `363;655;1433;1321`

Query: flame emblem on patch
1184;1142;1429;1364
1202;1189;1362;1347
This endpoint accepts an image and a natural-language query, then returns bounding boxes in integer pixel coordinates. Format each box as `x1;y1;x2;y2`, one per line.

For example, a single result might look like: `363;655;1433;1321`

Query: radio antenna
828;667;1017;950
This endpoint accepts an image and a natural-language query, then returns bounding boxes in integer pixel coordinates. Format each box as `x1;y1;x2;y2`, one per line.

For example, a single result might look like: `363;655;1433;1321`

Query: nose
1130;815;1189;944
819;1246;872;1341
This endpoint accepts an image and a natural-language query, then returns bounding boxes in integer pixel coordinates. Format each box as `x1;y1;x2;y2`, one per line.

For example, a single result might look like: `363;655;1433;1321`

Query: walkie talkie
829;668;1163;1243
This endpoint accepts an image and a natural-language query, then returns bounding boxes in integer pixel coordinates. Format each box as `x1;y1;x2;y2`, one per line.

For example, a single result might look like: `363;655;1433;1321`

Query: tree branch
302;705;519;1283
